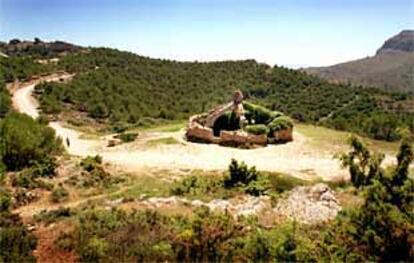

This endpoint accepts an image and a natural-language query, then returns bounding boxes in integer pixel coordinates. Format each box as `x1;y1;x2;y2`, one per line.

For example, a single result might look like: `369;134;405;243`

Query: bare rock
273;184;341;224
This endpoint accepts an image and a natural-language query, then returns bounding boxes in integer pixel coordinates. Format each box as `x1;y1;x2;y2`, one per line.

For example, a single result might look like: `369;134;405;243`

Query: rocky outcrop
376;30;414;54
116;184;341;224
273;183;341;224
138;195;271;217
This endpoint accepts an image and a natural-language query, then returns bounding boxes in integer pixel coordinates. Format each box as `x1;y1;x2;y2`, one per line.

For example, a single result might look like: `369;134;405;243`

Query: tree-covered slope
33;47;413;141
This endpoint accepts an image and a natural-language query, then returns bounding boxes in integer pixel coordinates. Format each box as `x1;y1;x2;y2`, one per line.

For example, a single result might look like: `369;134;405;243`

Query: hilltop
0;38;82;58
305;30;414;93
377;30;414;54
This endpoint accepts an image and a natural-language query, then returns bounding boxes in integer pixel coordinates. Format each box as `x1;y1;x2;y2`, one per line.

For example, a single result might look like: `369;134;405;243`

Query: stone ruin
185;90;293;147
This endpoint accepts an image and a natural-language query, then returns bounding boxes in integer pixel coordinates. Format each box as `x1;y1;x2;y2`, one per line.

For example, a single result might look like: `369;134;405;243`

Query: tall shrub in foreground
328;136;414;261
0;112;63;171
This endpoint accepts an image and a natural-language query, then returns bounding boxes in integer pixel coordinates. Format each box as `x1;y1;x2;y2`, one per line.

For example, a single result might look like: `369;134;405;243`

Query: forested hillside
0;71;64;262
0;56;54;82
31;48;414;141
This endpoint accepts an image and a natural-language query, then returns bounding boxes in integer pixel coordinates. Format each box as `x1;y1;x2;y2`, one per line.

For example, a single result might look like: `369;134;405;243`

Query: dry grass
145;137;180;147
296;123;400;154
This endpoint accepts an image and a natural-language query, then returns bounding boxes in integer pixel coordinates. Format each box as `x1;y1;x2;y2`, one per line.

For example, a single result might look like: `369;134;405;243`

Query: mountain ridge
376;30;414;54
304;30;414;93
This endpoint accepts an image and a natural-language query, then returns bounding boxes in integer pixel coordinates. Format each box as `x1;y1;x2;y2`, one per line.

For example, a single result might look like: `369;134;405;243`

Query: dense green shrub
224;159;259;188
0;213;37;263
31;156;58;178
0;56;53;82
71;155;123;188
0;187;11;212
12;173;40;189
0;81;11;118
244;124;269;135
56;205;324;262
0;187;37;262
34;207;74;225
328;136;414;261
338;135;384;188
170;174;223;197
50;184;69;203
244;101;283;124
80;155;103;172
114;132;138;143
268;116;294;132
0;112;63;171
244;176;271;196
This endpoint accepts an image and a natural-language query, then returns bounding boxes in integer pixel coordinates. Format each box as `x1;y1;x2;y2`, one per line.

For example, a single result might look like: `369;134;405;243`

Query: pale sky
1;0;413;67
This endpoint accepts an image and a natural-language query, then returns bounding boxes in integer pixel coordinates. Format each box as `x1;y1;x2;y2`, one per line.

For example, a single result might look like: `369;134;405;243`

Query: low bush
11;173;38;189
224;159;271;196
170;174;223;197
0;187;11;212
69;156;124;189
11;172;53;190
0;212;37;263
114;132;138;143
0;187;37;263
0;83;11;118
111;122;129;133
80;155;102;172
55;206;322;262
244;101;283;124
244;124;269;135
34;207;74;225
244;176;271;196
225;159;259;188
268;116;294;132
31;156;58;178
50;184;69;203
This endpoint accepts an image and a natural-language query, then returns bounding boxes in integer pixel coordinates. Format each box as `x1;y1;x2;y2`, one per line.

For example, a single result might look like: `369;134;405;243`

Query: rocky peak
376;30;414;54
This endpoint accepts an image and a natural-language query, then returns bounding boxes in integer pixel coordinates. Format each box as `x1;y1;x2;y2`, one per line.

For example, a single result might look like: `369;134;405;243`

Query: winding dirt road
11;76;351;180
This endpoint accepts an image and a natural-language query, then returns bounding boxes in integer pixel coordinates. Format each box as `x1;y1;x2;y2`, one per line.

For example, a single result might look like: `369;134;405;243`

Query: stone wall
273;128;293;142
185;114;292;147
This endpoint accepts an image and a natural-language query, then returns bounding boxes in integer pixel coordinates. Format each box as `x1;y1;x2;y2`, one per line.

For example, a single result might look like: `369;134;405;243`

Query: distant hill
0;38;82;58
304;30;414;93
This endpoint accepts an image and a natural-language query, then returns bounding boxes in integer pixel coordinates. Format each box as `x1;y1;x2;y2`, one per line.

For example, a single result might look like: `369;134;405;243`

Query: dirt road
11;77;350;180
